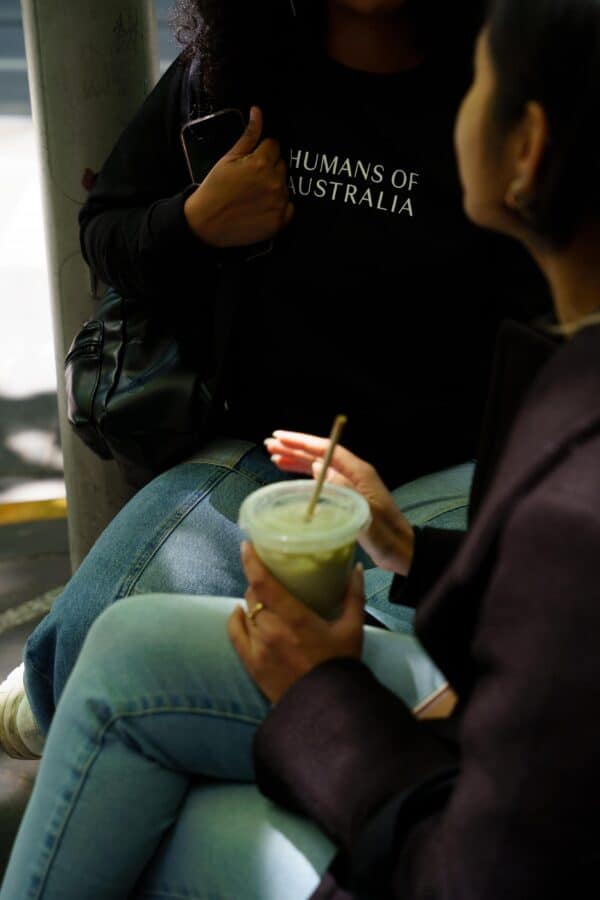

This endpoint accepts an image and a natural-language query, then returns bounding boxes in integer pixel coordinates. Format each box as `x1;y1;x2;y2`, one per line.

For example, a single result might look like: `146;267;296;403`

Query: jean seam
107;705;264;728
25;655;53;688
116;468;232;598
195;461;269;490
139;890;225;900
184;439;257;470
402;497;469;516
186;461;242;475
118;463;276;598
137;892;208;899
366;585;394;606
186;462;270;490
230;467;273;491
29;705;263;898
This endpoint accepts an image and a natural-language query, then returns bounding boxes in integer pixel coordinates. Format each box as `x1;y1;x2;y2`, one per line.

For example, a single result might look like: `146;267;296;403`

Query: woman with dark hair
2;0;599;896
0;0;545;758
73;0;512;488
1;0;537;758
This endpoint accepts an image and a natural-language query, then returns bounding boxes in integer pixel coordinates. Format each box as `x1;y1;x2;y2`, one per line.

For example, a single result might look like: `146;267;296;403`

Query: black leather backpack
65;61;239;487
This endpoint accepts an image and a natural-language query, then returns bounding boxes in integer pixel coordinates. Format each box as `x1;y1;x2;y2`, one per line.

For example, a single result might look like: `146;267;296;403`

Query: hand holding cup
228;542;365;704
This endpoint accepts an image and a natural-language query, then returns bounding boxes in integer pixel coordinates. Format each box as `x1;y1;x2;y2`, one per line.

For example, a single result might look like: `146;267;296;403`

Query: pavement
0;1;178;877
0;108;71;887
0;115;64;503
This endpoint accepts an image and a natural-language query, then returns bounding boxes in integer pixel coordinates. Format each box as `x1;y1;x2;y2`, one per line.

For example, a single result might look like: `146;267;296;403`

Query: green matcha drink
239;481;371;619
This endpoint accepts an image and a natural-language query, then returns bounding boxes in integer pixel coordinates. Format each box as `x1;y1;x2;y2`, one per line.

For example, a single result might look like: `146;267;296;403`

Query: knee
82;593;236;675
67;595;194;700
65;594;243;718
85;594;189;658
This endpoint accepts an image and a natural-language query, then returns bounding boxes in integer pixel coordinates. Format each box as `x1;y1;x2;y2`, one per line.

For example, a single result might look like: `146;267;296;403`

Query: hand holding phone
181;107;247;186
182;106;294;252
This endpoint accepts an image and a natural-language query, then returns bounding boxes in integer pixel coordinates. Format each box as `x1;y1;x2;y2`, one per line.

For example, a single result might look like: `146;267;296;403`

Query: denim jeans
2;594;446;900
24;439;473;733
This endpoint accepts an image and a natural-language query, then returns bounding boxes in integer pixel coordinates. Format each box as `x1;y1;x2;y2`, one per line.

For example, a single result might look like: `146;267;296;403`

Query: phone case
180;108;246;185
180;108;273;261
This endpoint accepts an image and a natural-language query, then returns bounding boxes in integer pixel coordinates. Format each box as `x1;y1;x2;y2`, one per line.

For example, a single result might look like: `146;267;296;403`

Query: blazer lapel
417;325;600;686
476;325;600;526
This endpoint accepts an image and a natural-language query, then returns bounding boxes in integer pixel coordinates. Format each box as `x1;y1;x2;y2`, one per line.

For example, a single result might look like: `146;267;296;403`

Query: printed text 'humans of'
288;149;420;216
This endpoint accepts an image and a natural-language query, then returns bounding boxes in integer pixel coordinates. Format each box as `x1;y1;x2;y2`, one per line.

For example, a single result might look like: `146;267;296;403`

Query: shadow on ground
0;392;63;492
0;390;69;878
0;519;70;879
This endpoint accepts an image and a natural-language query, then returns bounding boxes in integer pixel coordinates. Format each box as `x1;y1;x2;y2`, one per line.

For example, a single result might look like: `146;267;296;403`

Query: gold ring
246;602;265;624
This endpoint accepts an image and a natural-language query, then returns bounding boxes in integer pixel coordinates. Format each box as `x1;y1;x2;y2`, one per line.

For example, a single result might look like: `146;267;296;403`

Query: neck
325;2;425;74
532;227;600;334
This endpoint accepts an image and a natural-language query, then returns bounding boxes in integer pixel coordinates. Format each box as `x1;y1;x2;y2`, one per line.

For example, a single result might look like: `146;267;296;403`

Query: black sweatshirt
79;51;548;486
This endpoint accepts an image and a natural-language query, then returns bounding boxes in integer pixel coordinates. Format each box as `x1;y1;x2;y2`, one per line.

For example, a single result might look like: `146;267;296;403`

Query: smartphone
181;108;246;185
181;108;273;259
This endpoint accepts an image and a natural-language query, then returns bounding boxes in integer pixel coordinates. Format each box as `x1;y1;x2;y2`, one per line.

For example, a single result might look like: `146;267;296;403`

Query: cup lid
238;480;371;552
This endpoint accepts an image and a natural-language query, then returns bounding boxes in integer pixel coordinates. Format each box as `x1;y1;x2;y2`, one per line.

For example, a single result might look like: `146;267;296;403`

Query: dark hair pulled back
487;0;600;245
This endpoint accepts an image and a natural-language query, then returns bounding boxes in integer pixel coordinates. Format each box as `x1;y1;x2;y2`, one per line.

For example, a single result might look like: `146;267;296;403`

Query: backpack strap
179;53;212;125
177;54;246;425
179;54;272;425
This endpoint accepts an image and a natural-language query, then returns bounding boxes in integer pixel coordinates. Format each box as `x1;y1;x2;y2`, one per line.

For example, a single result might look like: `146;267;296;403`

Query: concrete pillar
21;0;159;570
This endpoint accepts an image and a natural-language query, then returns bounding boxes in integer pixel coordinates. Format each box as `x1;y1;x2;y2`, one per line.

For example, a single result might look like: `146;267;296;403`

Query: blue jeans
2;594;446;900
24;439;473;733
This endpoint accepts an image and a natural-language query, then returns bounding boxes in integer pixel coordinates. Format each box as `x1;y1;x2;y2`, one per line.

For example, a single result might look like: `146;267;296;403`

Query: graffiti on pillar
113;12;142;55
78;46;120;101
76;12;145;101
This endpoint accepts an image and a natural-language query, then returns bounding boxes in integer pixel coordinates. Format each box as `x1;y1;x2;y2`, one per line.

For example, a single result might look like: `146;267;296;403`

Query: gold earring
506;180;527;209
506;180;535;220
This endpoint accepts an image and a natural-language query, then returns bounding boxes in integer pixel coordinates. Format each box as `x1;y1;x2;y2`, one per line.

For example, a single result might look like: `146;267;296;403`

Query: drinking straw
304;415;348;522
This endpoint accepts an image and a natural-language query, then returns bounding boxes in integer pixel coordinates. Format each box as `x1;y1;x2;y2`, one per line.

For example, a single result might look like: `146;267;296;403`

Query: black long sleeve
389;526;464;608
79;55;217;308
77;50;551;485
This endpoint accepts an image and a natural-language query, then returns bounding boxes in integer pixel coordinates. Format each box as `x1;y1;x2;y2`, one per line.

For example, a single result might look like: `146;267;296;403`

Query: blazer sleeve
79;54;217;306
388;526;465;608
254;458;600;899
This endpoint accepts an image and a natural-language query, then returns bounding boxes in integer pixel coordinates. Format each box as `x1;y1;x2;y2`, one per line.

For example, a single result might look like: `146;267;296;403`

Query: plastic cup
239;480;371;619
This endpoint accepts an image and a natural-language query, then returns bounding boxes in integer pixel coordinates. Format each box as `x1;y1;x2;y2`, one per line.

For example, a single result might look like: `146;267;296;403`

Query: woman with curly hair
1;1;546;758
2;3;600;896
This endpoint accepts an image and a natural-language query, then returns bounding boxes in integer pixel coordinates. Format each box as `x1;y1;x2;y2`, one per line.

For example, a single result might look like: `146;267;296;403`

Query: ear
505;101;549;211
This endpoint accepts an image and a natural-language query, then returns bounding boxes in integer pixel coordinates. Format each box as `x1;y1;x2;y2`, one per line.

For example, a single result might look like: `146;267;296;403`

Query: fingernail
352;562;364;589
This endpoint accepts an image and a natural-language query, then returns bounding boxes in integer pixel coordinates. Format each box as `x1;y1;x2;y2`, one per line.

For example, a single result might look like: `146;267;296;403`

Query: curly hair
170;1;315;109
170;1;485;109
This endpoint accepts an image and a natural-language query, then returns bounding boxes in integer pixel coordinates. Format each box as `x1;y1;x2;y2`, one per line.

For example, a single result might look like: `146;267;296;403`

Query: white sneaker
0;664;44;760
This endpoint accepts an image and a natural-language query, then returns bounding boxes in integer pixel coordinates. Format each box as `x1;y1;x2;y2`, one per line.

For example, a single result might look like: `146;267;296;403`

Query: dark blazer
253;321;600;899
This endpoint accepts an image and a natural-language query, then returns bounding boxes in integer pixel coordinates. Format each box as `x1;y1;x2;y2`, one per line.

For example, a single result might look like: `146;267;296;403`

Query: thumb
339;563;365;626
227;106;263;158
